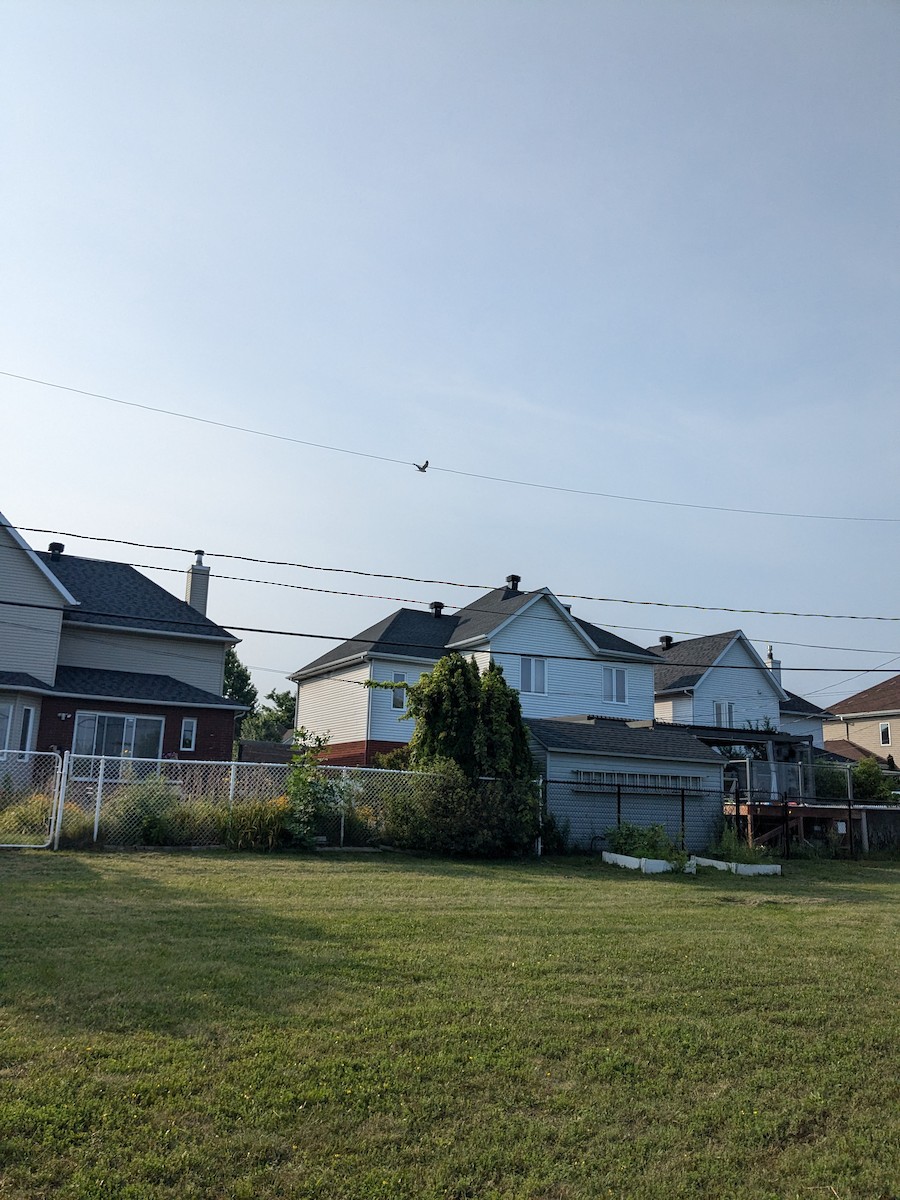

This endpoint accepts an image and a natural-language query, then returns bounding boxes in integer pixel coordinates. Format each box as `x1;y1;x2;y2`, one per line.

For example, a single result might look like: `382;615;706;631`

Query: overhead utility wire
2;370;896;525
131;562;900;657
0;598;896;673
4;522;899;624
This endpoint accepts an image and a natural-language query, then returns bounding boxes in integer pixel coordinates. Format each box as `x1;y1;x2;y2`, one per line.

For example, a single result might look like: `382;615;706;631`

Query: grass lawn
1;853;898;1200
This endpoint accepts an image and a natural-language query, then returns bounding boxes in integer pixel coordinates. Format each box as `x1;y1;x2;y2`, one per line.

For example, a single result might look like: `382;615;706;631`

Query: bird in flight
414;460;429;473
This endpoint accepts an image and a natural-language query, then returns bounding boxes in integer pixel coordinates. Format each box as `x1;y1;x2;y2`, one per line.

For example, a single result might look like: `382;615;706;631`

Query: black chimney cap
429;601;445;618
659;634;674;651
48;542;64;561
505;573;521;592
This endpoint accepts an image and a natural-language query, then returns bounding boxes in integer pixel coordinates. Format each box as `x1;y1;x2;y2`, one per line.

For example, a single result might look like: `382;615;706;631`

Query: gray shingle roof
293;586;655;680
51;666;244;708
648;631;742;692
37;552;234;640
780;690;833;718
0;671;51;692
526;716;723;764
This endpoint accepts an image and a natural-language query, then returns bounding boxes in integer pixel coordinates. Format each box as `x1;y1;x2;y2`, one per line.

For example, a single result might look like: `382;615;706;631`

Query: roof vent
561;603;572;613
505;574;521;592
429;601;445;619
659;635;674;651
48;542;64;561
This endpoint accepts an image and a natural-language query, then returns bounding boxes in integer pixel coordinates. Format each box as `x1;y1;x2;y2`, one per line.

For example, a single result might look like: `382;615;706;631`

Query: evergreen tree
474;660;534;780
405;653;481;778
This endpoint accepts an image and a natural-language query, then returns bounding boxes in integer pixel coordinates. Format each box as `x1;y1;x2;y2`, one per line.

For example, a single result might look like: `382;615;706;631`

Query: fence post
616;784;622;828
847;792;854;858
536;776;544;857
679;787;686;851
53;751;70;850
92;756;106;843
782;795;790;858
340;767;348;847
228;762;237;810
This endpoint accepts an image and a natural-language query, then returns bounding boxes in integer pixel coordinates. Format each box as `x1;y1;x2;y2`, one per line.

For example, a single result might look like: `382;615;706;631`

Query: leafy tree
241;689;295;742
224;646;257;710
851;756;894;802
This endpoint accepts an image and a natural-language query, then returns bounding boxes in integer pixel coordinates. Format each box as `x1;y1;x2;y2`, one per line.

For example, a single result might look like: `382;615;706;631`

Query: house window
714;701;735;727
73;712;165;760
880;722;891;746
392;672;407;710
521;657;547;694
0;703;11;757
180;718;197;752
18;706;35;755
602;666;627;704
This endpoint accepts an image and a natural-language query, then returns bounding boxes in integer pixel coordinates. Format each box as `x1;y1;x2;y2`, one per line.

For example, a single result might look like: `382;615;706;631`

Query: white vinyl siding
368;659;434;742
692;638;782;730
485;596;655;720
295;662;371;745
58;628;227;695
0;525;66;684
779;713;826;749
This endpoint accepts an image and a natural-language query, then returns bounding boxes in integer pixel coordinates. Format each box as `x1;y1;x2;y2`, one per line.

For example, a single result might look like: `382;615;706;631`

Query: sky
2;0;898;708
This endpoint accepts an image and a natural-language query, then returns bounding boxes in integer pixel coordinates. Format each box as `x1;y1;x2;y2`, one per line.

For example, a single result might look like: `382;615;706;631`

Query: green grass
1;853;898;1199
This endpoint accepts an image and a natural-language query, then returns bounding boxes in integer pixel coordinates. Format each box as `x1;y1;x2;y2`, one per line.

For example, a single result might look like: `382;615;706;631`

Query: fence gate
0;751;64;849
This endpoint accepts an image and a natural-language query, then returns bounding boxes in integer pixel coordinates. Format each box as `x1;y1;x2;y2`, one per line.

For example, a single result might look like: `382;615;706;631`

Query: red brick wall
322;739;406;767
37;700;237;761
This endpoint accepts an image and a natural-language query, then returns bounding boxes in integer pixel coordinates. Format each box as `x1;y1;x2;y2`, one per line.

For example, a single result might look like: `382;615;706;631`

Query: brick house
0;510;244;763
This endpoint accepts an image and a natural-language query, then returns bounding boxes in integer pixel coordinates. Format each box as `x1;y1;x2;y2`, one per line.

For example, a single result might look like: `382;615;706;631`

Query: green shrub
606;822;678;860
383;760;538;857
217;796;290;851
0;794;54;844
706;823;773;864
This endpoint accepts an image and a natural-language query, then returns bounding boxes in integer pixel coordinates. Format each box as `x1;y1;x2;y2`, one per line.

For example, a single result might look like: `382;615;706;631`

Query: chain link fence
544;778;725;854
0;751;63;848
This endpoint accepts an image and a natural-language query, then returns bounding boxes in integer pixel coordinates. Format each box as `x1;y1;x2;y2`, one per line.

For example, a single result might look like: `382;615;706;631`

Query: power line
3;370;897;525
5;521;899;623
0;598;897;673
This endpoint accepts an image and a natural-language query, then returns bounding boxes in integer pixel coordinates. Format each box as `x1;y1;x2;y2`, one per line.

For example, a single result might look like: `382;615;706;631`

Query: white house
290;574;663;765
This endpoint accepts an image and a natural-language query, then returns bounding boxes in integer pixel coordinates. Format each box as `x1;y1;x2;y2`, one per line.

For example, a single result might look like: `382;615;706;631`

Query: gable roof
0;510;78;606
291;585;656;681
829;673;900;717
649;630;787;701
36;552;235;641
526;716;724;766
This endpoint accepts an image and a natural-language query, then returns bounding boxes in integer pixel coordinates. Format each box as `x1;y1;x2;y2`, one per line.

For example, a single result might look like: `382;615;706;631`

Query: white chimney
766;644;782;687
185;550;210;615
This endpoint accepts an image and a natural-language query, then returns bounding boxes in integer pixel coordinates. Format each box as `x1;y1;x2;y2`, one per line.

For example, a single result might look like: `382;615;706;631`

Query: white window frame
880;722;891;746
18;706;35;756
392;672;407;711
714;701;735;728
0;702;11;759
520;657;547;695
601;666;627;705
180;717;197;752
72;710;165;779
